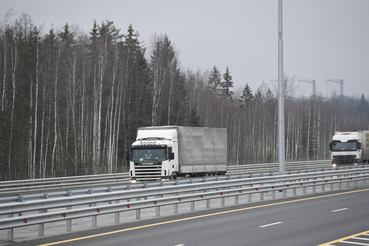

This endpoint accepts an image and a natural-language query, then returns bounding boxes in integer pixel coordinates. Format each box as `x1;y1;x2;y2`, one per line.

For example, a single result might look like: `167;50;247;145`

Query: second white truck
329;130;369;166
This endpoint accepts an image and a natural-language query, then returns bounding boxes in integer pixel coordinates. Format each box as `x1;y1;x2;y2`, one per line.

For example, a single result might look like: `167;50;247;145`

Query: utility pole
298;79;316;97
326;79;344;97
278;0;285;175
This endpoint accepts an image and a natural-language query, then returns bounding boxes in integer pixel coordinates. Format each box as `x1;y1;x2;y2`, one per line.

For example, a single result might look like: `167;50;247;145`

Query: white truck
329;130;369;167
127;126;227;182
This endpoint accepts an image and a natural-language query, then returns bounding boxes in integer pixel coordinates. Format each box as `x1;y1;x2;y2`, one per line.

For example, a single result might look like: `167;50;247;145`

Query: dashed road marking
332;208;348;212
259;222;282;228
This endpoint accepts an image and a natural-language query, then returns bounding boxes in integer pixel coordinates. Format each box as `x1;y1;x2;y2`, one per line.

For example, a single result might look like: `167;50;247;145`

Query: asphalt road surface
12;187;369;246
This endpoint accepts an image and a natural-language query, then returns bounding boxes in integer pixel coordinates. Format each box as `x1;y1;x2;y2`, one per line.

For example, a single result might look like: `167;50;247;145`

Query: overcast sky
2;0;369;98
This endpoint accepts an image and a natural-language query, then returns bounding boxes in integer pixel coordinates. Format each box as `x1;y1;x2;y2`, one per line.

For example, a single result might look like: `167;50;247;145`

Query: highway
14;187;369;246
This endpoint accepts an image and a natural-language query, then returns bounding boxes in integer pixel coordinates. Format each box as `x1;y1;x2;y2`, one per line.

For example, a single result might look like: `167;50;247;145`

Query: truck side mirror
358;142;362;149
125;149;130;161
329;142;332;151
169;152;175;160
167;147;174;160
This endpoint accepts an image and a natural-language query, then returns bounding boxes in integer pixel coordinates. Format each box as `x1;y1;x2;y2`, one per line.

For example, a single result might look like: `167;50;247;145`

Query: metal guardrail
0;160;332;196
226;160;332;174
0;162;357;205
0;164;347;204
0;173;131;196
1;166;368;241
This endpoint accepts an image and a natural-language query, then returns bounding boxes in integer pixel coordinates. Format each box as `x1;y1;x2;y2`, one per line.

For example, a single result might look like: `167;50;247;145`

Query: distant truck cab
329;130;369;167
127;126;227;182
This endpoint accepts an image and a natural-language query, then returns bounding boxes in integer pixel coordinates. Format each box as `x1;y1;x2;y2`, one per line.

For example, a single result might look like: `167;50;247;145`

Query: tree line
1;12;369;180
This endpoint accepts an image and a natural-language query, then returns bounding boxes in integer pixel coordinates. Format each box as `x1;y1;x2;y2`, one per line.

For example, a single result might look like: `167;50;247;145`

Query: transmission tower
298;79;316;97
326;79;344;97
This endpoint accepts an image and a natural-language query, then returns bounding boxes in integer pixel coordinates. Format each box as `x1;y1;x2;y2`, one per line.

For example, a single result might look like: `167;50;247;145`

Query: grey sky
2;0;369;98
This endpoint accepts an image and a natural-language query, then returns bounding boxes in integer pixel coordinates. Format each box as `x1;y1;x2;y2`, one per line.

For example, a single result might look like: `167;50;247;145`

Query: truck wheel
170;173;177;180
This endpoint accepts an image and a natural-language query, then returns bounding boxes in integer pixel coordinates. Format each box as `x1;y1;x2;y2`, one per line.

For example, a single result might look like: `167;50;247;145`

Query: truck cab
329;131;362;166
128;127;179;182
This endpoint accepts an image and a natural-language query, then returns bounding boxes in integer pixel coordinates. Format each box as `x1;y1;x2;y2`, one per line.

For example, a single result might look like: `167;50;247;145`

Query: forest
1;12;369;180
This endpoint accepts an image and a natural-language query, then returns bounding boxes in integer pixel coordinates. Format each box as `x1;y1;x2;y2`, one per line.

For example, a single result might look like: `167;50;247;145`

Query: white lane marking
174;245;185;246
332;208;348;212
353;237;369;241
339;241;369;245
259;222;282;228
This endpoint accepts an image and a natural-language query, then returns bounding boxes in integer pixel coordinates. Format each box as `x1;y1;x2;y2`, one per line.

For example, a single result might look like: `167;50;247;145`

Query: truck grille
134;164;162;180
334;155;356;163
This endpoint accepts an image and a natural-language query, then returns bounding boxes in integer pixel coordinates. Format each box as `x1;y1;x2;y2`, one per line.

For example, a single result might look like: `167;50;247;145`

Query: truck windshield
331;142;358;151
131;148;167;162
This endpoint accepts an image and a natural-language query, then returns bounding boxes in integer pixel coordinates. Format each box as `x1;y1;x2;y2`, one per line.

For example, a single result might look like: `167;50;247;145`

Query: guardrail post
127;185;131;202
144;183;149;200
303;186;306;194
17;195;23;216
293;188;296;196
38;210;45;236
221;195;225;206
87;189;98;227
136;198;141;219
272;190;275;199
155;196;161;216
7;214;13;241
188;200;194;211
91;212;97;227
248;193;252;202
66;191;72;231
206;198;210;209
38;194;49;236
115;200;120;223
174;203;178;214
283;189;286;197
260;191;264;201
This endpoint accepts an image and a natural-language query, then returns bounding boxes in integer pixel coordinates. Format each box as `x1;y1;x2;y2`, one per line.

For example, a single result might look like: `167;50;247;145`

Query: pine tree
358;94;366;114
239;83;254;107
187;108;201;127
207;66;222;95
221;66;233;101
